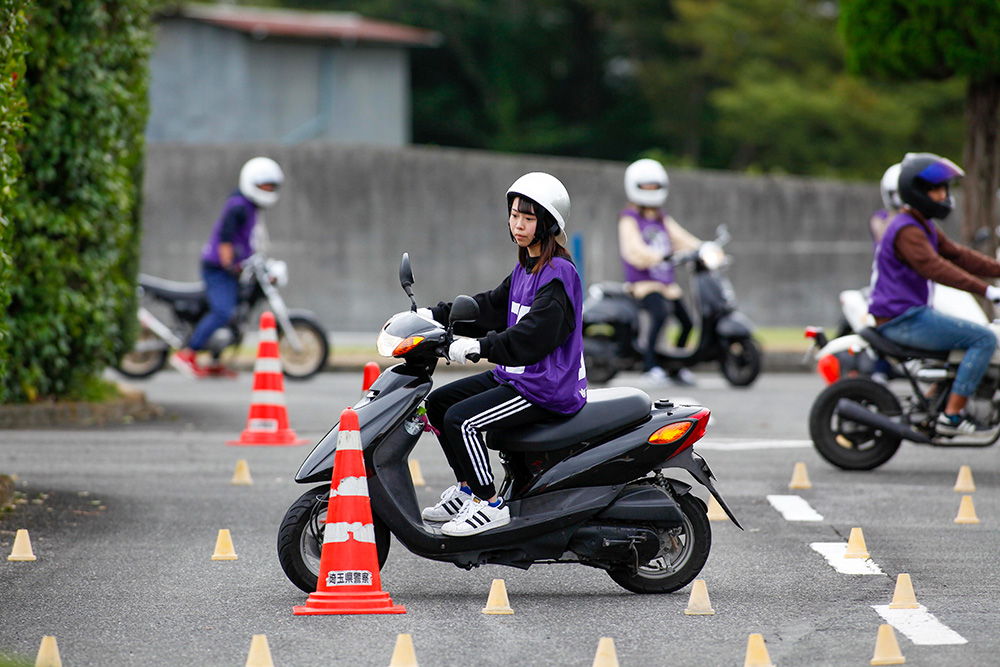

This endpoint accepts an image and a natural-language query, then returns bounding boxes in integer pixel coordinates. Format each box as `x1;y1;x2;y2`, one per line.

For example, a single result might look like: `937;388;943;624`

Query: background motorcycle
582;225;762;387
116;253;329;379
277;253;741;596
808;323;1000;470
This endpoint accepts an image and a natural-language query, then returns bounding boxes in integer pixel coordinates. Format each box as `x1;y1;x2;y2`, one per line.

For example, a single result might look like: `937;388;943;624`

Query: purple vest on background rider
493;257;588;415
620;208;675;285
200;192;257;267
868;211;938;320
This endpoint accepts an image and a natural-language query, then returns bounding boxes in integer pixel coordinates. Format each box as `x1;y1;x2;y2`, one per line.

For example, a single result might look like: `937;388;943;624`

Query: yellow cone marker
870;624;905;665
591;637;620;667
34;635;62;667
8;529;36;561
408;459;426;487
231;459;253;486
953;465;975;493
245;634;274;667
212;529;238;561
706;495;728;521
388;633;419;667
954;495;979;524
844;527;870;559
482;578;514;614
743;633;775;667
889;573;919;609
684;579;715;615
788;462;812;490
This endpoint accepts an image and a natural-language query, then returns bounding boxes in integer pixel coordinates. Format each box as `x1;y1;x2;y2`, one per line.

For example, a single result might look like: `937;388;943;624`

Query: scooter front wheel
278;317;330;380
115;326;169;378
809;377;902;470
277;484;391;593
606;493;711;594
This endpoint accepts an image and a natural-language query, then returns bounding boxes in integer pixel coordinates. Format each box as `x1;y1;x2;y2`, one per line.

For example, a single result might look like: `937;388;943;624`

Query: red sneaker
205;362;238;379
169;349;208;378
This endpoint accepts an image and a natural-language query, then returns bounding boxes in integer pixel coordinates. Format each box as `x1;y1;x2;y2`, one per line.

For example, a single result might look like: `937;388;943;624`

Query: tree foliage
2;1;152;402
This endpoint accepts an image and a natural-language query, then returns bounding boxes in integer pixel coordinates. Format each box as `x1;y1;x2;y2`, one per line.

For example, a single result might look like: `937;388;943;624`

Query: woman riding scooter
618;158;701;385
870;152;1000;435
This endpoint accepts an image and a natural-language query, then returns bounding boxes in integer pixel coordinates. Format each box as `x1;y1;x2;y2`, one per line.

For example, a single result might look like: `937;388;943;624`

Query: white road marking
810;542;884;575
767;494;824;521
872;605;967;645
698;438;811;451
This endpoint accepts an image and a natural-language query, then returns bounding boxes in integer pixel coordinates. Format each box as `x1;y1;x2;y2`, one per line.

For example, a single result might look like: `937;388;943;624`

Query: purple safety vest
620;208;675;285
201;193;257;266
493;257;588;414
868;211;937;320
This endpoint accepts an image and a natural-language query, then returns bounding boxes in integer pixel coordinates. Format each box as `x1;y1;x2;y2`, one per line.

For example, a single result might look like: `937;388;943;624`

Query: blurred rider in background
870;163;902;246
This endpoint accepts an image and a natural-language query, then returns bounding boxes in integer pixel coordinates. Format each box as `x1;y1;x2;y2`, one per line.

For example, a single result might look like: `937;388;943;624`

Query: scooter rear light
817;353;840;384
648;421;692;444
392;336;425;356
650;408;711;457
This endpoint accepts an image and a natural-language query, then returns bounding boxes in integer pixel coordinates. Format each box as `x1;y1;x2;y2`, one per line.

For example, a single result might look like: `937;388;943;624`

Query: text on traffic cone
889;573;919;609
8;528;36;561
228;311;309;446
870;624;905;665
844;527;870;559
388;633;419;667
591;637;620;667
706;495;728;521
788;462;812;490
482;578;514;615
293;407;405;615
245;634;274;667
34;636;62;667
953;465;975;493
955;495;980;524
212;529;238;561
231;459;253;485
743;633;775;667
684;579;715;615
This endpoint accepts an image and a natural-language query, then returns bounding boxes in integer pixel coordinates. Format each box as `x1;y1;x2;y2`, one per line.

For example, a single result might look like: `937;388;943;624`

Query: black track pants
425;371;551;499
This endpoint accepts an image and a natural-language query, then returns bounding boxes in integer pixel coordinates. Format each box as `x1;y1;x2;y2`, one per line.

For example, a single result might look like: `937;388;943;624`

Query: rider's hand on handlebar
987;285;1000;304
448;338;481;364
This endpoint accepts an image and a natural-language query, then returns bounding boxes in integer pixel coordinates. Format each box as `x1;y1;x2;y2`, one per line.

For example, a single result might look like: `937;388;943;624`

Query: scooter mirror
399;253;414;289
449;295;480;324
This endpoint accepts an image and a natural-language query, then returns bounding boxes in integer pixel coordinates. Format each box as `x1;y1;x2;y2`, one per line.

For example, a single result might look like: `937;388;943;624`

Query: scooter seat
138;274;207;301
859;327;951;361
486;387;651;452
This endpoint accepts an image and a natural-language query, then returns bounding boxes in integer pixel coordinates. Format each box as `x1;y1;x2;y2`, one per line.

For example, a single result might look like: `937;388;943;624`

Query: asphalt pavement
2;368;999;666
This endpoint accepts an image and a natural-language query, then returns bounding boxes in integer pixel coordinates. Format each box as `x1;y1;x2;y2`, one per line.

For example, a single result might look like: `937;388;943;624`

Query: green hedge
0;1;30;402
3;1;152;403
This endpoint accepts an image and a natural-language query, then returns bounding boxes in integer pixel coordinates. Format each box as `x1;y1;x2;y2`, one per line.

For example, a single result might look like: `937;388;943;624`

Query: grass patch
64;375;122;403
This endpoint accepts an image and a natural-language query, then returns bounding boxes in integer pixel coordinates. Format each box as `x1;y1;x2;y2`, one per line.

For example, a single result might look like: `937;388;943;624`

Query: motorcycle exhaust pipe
835;398;932;444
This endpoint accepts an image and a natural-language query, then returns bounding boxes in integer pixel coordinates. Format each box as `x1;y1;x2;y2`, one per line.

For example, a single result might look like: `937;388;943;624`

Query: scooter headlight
699;242;726;270
264;259;289;287
377;322;405;357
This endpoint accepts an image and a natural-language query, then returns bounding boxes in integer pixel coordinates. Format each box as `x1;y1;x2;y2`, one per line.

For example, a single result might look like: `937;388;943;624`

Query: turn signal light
649;421;693;445
393;336;425;356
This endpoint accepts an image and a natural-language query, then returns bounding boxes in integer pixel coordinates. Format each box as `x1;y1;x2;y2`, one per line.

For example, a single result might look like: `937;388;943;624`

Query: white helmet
879;163;902;210
625;158;668;208
506;172;570;246
239;157;284;209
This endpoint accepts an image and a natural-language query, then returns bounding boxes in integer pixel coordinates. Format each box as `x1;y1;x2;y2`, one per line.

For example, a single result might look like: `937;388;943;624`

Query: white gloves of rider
448;338;481;364
987;285;1000;304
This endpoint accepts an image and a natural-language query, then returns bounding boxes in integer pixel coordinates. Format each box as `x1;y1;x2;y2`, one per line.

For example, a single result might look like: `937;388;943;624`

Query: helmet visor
917;158;964;185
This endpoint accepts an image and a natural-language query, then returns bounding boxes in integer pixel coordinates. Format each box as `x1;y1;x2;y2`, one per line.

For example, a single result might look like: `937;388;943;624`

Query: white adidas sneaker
421;484;471;522
441;496;510;537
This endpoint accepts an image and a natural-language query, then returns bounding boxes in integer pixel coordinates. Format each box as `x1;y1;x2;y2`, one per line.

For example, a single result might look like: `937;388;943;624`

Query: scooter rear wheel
809;377;902;470
606;493;711;594
719;337;762;387
277;484;391;593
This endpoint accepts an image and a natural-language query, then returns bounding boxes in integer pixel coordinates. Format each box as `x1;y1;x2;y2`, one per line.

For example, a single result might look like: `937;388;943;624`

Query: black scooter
582;226;762;387
277;254;741;595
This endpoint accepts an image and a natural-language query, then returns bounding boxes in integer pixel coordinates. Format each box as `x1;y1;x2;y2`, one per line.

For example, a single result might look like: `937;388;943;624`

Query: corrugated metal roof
160;4;442;47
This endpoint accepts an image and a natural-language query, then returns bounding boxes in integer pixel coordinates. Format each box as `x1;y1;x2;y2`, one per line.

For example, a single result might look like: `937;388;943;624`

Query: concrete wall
147;19;410;145
141;143;899;334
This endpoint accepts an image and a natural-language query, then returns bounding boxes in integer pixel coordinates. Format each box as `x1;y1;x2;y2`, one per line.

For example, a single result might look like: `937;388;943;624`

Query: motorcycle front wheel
719;337;762;387
278;317;330;380
607;493;711;594
809;377;902;470
277;484;392;593
116;326;169;378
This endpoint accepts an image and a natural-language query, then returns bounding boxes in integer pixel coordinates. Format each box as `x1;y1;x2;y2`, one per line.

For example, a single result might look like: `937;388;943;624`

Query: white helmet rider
879;163;902;210
506;172;570;247
239;157;284;209
625;158;669;209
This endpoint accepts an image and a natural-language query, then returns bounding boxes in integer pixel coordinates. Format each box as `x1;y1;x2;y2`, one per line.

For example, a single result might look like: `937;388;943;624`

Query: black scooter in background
277;253;741;595
582;225;762;387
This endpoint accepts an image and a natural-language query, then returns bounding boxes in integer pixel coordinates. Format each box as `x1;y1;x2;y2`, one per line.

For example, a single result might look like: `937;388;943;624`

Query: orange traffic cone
228;311;309;446
293;408;405;615
362;361;381;393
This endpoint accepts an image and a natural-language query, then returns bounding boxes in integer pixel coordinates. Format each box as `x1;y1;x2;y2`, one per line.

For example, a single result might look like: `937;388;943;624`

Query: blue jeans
877;305;996;397
188;265;239;351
